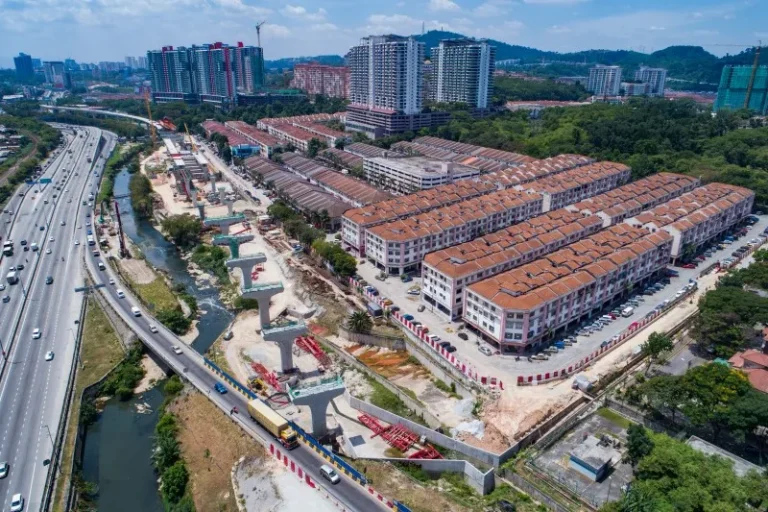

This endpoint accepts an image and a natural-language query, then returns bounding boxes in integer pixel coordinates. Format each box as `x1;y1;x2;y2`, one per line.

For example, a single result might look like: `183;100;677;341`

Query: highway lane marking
0;129;100;507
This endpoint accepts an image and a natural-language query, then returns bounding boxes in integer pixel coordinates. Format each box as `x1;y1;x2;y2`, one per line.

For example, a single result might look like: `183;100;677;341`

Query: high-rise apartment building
714;65;768;115
291;63;350;98
634;66;667;97
346;35;450;138
13;53;34;80
148;42;264;106
431;39;495;108
137;56;148;69
587;65;622;96
43;61;66;88
348;35;423;114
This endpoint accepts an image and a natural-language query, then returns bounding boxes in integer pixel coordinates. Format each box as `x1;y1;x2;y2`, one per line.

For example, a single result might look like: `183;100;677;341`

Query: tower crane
255;21;267;48
709;41;763;109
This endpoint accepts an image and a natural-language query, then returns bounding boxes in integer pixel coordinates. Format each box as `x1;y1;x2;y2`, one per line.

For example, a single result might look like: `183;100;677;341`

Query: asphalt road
75;162;387;511
0;126;115;512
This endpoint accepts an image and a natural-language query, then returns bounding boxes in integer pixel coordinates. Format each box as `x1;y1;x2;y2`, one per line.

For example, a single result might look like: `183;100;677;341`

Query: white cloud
547;24;571;33
311;23;338;31
524;0;588;4
473;0;511;17
280;5;327;21
649;25;666;31
364;13;422;33
429;0;460;11
263;24;291;38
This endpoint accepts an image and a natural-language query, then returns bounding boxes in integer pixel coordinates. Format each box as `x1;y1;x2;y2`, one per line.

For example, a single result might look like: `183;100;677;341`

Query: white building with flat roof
587;65;622;96
363;156;480;193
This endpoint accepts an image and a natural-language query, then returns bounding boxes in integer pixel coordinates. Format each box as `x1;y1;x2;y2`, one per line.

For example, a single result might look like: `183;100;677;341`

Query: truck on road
6;271;18;285
247;399;299;450
2;241;12;256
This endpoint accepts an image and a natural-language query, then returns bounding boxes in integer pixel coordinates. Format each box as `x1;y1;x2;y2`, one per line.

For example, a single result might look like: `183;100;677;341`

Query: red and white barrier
270;443;316;489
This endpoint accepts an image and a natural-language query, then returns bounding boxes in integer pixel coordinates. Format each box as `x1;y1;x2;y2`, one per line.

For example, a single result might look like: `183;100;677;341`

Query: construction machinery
144;89;157;150
255;21;267;48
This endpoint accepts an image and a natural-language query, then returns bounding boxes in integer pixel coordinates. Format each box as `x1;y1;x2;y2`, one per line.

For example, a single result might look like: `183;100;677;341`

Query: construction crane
144;89;157;150
184;123;198;153
255;21;267;48
709;41;763;109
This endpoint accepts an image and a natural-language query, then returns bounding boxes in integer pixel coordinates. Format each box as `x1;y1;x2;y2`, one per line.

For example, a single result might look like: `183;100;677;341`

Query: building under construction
714;64;768;114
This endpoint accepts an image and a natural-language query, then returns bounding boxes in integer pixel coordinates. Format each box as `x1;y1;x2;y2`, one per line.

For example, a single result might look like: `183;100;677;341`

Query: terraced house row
465;225;673;353
341;155;597;254
464;182;755;352
624;183;754;261
363;161;630;274
421;173;699;320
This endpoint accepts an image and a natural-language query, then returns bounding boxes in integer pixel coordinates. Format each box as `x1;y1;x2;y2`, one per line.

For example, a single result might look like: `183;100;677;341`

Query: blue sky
0;0;765;67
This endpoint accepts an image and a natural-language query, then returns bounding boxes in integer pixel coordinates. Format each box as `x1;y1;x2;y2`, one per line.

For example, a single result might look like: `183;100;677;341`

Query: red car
682;263;696;269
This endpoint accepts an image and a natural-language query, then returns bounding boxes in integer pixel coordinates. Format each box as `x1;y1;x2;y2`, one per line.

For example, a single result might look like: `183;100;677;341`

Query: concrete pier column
289;377;346;438
197;204;205;220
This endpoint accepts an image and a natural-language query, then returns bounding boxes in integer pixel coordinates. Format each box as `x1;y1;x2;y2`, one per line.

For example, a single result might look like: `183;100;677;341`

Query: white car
116;289;125;299
45;351;54;361
61;220;66;226
49;236;54;242
109;278;115;285
0;284;5;291
32;328;41;339
172;345;183;355
149;324;158;333
10;493;23;512
74;240;80;246
46;248;52;254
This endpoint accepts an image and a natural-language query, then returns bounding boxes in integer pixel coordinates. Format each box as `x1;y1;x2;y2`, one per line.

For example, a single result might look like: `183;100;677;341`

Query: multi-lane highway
0;125;116;512
0;120;384;511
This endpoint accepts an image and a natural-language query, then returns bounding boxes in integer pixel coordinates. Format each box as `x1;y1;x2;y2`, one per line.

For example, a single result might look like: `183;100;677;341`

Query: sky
0;0;766;67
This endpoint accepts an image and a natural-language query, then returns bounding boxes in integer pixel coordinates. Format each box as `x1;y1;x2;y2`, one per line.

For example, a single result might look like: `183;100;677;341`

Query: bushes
189;245;229;284
129;173;154;219
161;214;202;249
312;239;357;278
156;308;192;335
233;297;259;310
100;346;145;400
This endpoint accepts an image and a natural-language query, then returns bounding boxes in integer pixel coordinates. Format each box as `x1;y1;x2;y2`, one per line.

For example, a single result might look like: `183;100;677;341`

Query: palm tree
347;311;373;334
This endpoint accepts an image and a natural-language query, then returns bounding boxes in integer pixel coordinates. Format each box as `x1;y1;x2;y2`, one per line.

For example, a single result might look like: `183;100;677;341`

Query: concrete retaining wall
339;326;406;351
399;333;474;398
349;394;511;468
372;458;495;495
332;344;443;429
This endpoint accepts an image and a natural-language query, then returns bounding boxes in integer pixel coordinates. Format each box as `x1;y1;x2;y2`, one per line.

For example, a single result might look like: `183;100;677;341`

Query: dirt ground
134;355;165;393
350;460;471;512
168;390;265;512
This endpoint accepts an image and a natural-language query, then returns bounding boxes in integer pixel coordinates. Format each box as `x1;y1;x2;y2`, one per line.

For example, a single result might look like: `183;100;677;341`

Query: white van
97;262;105;271
621;306;634;318
426;334;441;343
131;306;141;317
319;465;340;484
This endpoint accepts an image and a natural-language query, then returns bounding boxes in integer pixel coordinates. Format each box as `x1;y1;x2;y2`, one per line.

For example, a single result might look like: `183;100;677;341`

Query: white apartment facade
634;66;667;97
348;35;424;115
432;39;496;108
587;65;622;96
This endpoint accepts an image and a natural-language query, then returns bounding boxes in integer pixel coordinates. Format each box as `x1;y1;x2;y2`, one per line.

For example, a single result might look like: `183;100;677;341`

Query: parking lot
354;214;768;381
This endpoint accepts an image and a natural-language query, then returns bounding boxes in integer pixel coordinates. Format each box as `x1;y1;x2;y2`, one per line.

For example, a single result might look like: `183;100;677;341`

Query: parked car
478;345;493;356
458;332;469;341
213;382;227;394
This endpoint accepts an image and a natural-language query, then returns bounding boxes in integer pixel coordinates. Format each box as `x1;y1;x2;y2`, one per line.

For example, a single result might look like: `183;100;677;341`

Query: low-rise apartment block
342;180;498;255
407;136;536;168
365;190;544;275
423;211;603;319
364;161;628;275
515;161;630;211
257;113;344;131
363;156;481;193
422;172;696;319
291;63;350;99
341;153;595;254
465;225;673;352
625;183;754;260
566;172;700;227
224;121;282;157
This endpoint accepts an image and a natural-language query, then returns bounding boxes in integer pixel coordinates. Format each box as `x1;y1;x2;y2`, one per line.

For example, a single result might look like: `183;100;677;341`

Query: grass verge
51;297;125;512
366;377;429;427
134;277;180;313
596;407;633;429
168;389;265;511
